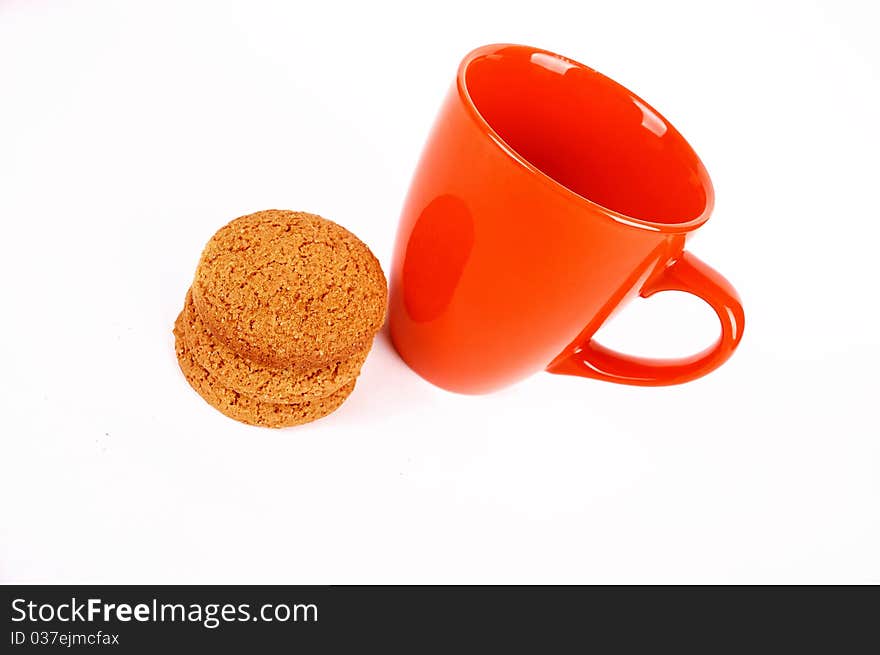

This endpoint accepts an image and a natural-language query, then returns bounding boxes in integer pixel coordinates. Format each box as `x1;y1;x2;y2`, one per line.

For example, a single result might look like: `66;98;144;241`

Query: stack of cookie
174;209;387;428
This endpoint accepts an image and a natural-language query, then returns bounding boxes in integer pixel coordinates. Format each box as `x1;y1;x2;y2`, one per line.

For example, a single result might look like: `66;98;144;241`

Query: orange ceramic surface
390;44;744;394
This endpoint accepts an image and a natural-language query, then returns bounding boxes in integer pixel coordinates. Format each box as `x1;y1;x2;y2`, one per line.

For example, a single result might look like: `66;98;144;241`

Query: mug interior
462;46;711;225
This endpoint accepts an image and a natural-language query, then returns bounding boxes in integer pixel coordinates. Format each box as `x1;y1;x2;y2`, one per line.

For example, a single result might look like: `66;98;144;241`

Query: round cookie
191;209;387;369
174;311;355;428
181;288;369;403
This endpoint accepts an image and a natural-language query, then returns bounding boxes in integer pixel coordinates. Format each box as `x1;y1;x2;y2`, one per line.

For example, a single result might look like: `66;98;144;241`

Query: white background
1;0;877;584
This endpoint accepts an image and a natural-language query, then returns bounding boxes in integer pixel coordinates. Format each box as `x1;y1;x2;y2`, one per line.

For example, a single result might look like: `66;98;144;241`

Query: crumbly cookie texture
191;209;387;369
174;311;355;428
180;288;368;403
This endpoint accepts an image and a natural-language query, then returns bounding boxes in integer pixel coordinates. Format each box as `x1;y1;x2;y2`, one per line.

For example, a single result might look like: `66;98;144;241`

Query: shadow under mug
389;43;744;394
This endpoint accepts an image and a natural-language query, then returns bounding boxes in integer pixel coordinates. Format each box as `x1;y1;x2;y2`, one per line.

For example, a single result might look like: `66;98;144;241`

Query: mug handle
546;251;744;386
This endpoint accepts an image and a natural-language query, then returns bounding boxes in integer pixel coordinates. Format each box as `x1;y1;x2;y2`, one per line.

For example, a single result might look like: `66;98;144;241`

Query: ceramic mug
389;43;744;394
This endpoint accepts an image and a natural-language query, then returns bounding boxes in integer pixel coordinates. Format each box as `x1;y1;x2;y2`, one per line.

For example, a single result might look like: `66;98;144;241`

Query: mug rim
456;43;715;234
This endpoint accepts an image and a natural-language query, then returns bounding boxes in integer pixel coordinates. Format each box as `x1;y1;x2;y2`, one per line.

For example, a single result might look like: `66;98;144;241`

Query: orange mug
389;44;744;394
